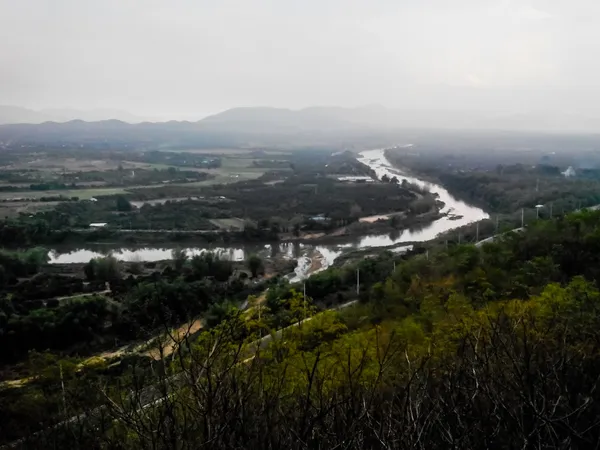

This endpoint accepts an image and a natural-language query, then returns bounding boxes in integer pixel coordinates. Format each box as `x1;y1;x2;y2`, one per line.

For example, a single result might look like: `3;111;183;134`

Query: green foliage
11;209;600;447
386;147;600;213
0;296;112;361
205;300;238;329
86;255;120;282
247;254;263;278
188;252;233;281
171;248;188;271
115;196;132;212
83;258;97;281
123;279;206;327
265;288;316;328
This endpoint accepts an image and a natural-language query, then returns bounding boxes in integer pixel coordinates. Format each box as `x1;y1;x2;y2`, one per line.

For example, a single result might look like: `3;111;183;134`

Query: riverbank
34;149;487;277
280;205;445;244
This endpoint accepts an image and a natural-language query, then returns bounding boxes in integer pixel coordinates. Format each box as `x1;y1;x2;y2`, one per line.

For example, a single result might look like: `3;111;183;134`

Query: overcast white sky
0;0;598;120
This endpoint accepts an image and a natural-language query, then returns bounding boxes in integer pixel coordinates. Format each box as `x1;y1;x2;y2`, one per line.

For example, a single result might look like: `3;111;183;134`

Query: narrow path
2;297;360;448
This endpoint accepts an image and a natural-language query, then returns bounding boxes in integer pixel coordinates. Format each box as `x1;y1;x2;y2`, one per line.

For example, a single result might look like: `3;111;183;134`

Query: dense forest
4;209;600;448
0;251;271;364
385;149;600;213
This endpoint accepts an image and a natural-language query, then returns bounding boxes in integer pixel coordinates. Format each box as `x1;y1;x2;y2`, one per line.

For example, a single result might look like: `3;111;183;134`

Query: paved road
475;227;524;247
474;204;600;248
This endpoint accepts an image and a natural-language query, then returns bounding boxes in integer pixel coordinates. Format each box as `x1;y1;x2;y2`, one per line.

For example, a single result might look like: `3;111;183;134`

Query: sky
1;0;599;121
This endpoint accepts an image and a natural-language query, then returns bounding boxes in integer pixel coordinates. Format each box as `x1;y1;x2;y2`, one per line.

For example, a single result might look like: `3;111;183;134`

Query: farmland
0;149;287;214
0;146;444;247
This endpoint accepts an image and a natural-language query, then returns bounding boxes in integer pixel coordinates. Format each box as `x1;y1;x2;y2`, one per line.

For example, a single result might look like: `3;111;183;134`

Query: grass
180;172;265;186
210;218;246;230
0;171;264;201
0;201;61;219
162;148;293;156
122;161;177;171
0;187;128;201
161;148;255;155
0;153;294;211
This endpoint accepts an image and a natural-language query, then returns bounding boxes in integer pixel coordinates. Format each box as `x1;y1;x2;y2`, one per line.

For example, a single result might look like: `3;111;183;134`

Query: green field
0;170;264;202
0;152;296;217
0;187;129;201
209;218;246;230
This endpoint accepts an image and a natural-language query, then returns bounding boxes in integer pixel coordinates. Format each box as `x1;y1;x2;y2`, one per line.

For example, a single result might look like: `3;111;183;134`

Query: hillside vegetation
5;209;600;448
385;148;600;213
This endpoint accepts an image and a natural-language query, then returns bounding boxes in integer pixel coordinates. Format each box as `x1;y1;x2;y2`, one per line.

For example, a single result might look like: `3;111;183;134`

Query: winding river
48;149;488;278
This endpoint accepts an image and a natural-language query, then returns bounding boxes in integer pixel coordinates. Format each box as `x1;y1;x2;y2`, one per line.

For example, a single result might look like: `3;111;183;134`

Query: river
48;148;488;279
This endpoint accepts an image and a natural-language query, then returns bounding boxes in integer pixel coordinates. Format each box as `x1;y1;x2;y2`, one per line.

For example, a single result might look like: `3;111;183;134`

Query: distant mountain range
0;105;146;125
2;105;600;149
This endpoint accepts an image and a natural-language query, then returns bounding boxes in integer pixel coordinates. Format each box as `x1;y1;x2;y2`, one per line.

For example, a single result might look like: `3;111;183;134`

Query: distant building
89;197;98;202
562;166;576;177
89;223;107;228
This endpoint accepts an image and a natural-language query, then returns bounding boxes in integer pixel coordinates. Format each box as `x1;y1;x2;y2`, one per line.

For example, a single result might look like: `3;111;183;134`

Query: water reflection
48;148;488;279
353;149;489;248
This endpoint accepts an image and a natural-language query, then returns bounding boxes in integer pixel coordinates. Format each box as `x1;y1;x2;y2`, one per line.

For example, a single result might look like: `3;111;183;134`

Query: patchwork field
0;201;61;218
0;187;128;201
209;218;246;230
162;148;292;156
0;157;141;173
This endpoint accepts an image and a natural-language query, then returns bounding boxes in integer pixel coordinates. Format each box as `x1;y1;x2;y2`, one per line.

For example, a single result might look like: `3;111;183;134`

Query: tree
94;256;120;282
128;255;143;275
205;300;238;328
350;203;362;217
115;196;132;212
247;254;264;278
83;259;97;281
172;248;188;271
23;247;49;272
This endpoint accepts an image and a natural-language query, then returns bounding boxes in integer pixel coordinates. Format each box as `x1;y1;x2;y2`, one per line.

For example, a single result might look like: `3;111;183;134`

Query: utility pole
495;215;499;234
258;304;262;338
536;206;540;220
393;260;396;272
356;268;360;295
60;363;67;416
426;250;429;260
550;202;553;218
521;208;524;228
476;222;479;243
536;178;539;192
445;240;448;250
458;233;461;244
303;282;306;319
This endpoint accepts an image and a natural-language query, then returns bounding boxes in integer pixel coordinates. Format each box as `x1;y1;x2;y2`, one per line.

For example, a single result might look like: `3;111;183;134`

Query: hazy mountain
199;105;600;133
2;105;600;149
0;106;55;125
40;108;146;123
0;105;146;124
200;105;393;131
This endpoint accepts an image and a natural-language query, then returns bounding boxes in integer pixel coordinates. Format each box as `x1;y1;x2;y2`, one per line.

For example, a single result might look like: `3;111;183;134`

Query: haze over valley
4;1;600;449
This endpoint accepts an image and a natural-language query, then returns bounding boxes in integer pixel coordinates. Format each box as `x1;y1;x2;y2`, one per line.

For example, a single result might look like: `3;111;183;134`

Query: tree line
7;210;600;447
